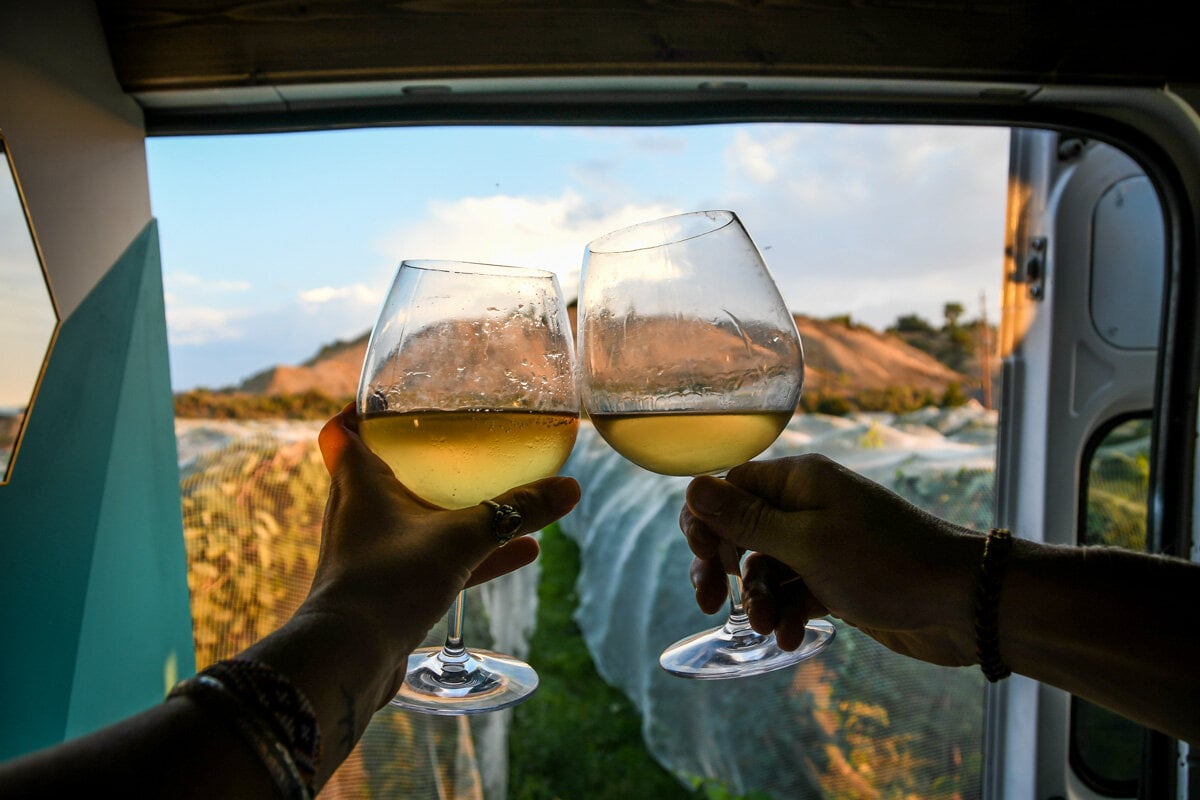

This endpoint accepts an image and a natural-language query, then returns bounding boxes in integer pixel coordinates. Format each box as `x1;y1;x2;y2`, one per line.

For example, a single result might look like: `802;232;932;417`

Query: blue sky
146;123;1010;392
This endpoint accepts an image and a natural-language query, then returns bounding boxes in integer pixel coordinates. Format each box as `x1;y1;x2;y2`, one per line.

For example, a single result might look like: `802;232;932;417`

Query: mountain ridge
233;315;975;401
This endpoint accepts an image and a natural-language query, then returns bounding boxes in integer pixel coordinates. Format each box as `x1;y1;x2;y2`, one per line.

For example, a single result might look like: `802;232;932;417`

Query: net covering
176;403;1010;798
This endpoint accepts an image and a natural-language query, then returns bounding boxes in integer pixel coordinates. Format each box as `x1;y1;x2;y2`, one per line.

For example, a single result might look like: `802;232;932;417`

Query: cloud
728;128;790;184
373;190;680;299
721;124;1010;327
168;287;384;388
165;271;252;293
162;271;260;347
298;283;379;307
166;279;379;354
163;303;249;347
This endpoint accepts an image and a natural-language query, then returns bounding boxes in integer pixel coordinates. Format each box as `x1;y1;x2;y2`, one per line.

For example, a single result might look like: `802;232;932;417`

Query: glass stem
719;542;754;636
438;590;470;671
711;470;754;636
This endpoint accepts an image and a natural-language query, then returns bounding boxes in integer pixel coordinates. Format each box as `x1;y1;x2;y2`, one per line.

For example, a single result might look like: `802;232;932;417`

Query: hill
238;333;370;398
231;315;972;403
793;315;968;398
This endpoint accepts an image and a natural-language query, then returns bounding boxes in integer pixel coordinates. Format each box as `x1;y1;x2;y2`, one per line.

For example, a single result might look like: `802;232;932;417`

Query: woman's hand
680;453;980;667
301;404;580;708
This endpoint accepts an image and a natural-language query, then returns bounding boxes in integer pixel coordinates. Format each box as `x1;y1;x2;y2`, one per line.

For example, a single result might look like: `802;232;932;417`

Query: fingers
684;474;790;557
436;475;581;581
490;476;581;540
774;603;815;651
723;454;836;511
743;553;827;649
318;403;358;474
680;503;721;560
464;537;540;588
318;404;402;501
321;401;579;545
743;553;788;634
689;556;728;615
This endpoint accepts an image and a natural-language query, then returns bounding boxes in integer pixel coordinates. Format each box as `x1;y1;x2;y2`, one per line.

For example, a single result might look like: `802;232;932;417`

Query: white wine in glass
578;210;835;679
358;260;580;713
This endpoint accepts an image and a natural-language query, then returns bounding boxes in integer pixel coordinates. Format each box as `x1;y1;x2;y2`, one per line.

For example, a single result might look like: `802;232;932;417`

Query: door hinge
1019;236;1047;300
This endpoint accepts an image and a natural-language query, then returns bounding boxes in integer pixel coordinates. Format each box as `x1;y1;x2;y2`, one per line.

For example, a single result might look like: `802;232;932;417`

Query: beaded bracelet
974;527;1013;682
167;659;321;799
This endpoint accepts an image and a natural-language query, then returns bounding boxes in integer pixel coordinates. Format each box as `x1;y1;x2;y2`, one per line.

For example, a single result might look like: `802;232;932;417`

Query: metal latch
1021;236;1047;300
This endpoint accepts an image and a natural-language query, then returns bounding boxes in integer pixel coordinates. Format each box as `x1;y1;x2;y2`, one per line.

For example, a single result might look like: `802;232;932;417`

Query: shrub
174;389;350;420
815;394;855;416
941;381;969;408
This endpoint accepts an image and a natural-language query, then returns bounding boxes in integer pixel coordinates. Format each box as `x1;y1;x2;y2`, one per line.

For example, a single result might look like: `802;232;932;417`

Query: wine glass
577;210;835;679
357;260;580;713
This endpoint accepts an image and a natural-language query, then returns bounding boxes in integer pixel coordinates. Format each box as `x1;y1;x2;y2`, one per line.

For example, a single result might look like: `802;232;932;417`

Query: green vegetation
941;381;969;408
509;524;691;800
886;304;993;377
817;639;984;798
799;385;947;416
1084;417;1151;551
174;388;350;420
509;524;766;800
823;313;861;329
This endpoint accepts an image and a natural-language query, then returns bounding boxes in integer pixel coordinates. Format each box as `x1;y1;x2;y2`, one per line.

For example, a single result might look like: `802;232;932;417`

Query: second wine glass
577;210;835;679
357;259;580;713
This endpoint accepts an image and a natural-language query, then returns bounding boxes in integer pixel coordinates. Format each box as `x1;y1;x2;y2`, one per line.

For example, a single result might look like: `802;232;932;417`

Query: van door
990;128;1182;797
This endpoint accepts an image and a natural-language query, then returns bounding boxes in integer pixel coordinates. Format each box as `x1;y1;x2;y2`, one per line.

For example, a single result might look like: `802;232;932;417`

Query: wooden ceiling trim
95;1;1186;93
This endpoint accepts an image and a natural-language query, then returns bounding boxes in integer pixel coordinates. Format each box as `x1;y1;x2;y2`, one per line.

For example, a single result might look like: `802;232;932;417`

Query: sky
145;123;1011;392
1;156;58;410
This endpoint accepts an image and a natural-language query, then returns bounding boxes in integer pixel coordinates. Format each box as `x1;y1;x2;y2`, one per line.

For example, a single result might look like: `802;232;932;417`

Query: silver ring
481;499;523;546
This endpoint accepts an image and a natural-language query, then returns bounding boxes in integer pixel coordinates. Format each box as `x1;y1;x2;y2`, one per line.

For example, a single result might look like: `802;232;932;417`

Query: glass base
390;646;539;715
659;617;836;680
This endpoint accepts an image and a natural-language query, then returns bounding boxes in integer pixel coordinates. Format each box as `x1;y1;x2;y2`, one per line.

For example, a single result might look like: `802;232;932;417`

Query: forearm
998;540;1200;743
0;607;409;797
236;603;413;790
0;694;278;797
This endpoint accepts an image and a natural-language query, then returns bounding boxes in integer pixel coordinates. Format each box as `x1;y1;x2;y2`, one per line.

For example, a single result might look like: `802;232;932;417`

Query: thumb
319;403;406;497
318;402;361;475
685;475;795;559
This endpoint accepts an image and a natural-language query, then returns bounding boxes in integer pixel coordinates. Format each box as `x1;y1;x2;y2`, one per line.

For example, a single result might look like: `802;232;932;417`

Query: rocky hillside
235;315;973;401
793;316;969;397
238;333;370;398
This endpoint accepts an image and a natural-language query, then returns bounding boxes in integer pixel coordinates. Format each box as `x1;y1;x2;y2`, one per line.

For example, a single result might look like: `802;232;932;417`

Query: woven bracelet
167;659;320;800
974;527;1013;682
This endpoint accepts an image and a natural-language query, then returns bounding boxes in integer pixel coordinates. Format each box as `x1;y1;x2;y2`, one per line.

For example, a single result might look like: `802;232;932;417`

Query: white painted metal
991;130;1169;798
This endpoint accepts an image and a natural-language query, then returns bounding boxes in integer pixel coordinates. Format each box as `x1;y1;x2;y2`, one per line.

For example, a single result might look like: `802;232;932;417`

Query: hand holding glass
577;210;835;679
357;260;579;713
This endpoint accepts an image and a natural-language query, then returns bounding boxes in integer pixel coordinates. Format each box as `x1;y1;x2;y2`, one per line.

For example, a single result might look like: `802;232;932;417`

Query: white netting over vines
176;403;1023;798
177;419;537;800
556;405;999;798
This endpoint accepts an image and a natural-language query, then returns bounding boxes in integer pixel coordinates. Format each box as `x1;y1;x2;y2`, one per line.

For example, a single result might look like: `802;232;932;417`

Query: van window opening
149;120;1162;799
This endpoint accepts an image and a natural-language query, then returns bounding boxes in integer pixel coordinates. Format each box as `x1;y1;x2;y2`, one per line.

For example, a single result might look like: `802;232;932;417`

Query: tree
942;302;965;329
890;313;935;334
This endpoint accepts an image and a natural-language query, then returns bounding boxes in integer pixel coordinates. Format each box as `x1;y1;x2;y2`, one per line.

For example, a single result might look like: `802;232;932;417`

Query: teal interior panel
0;220;194;758
66;220;195;737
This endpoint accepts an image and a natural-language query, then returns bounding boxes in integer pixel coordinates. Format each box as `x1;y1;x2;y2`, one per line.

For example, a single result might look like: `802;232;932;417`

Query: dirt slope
236;315;968;400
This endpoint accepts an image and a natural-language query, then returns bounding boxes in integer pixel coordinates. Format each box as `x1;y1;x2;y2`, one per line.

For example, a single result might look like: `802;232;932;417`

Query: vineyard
175;406;1148;799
